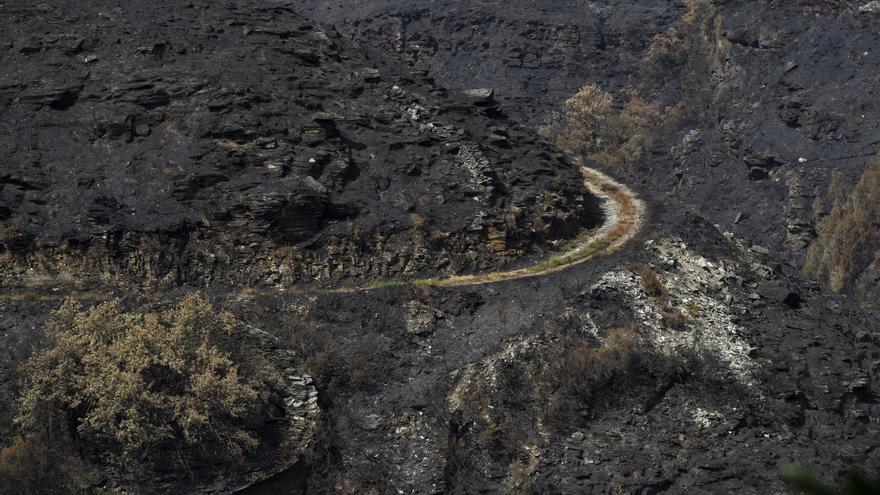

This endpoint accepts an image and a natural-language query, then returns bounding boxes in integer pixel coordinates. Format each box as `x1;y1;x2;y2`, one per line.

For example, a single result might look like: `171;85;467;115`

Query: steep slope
297;0;683;126
229;212;880;494
298;0;880;296
0;0;600;290
1;1;878;494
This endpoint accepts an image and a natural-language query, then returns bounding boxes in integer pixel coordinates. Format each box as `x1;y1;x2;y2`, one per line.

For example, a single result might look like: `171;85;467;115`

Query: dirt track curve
308;165;645;294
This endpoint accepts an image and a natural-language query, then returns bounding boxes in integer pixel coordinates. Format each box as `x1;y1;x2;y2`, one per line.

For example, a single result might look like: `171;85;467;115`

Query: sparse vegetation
0;434;86;495
540;85;663;168
543;326;643;423
806;157;880;292
541;0;726;169
782;464;880;495
13;294;259;472
373;279;406;289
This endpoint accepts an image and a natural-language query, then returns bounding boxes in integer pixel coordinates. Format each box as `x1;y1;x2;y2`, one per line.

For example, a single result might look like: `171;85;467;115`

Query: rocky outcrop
295;0;683;126
238;216;880;494
0;0;601;289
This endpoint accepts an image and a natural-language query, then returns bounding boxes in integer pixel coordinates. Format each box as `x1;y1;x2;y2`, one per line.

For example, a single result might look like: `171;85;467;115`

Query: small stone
750;245;770;256
362;68;380;81
461;88;495;103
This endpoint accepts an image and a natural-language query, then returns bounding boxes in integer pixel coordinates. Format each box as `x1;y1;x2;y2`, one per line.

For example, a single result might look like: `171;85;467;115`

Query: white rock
860;1;880;12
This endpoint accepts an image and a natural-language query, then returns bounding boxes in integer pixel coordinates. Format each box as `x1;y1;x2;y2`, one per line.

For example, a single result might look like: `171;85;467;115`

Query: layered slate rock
296;0;683;126
0;0;600;288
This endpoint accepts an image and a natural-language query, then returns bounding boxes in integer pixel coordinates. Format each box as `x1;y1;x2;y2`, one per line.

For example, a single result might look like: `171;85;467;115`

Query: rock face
0;0;600;288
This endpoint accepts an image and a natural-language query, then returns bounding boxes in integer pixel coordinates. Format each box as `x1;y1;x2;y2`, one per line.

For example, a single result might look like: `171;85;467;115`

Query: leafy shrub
14;294;259;470
806;157;880;292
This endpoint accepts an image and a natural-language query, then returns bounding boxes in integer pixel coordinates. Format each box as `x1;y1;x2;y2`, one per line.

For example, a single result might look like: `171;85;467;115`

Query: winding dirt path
310;165;645;294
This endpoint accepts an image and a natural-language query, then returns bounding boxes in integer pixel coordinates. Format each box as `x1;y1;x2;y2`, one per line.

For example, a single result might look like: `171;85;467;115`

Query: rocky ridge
0;0;600;290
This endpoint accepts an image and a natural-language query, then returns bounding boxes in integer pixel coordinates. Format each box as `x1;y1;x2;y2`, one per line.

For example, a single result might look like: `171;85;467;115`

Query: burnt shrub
543;326;643;424
806;157;880;292
0;434;86;495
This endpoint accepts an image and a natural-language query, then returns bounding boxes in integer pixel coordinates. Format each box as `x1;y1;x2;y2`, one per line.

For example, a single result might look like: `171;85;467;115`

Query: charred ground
1;1;879;494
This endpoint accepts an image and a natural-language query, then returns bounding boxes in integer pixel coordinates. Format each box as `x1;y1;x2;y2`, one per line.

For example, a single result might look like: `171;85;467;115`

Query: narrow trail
297;165;645;294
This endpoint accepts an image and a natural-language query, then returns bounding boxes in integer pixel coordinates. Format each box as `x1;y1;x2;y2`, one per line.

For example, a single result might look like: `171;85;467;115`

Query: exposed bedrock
0;0;602;289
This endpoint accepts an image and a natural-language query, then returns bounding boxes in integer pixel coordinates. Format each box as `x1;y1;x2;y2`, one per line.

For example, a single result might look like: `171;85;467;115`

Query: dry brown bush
637;264;668;305
345;348;379;390
541;85;663;168
543;326;641;423
542;0;725;170
661;308;692;330
807;157;880;292
546;83;613;159
0;434;86;495
634;265;692;329
14;294;259;470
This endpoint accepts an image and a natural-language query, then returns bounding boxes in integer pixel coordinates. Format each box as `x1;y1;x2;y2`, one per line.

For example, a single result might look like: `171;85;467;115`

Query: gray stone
750;245;770;256
461;87;495;103
661;257;678;270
